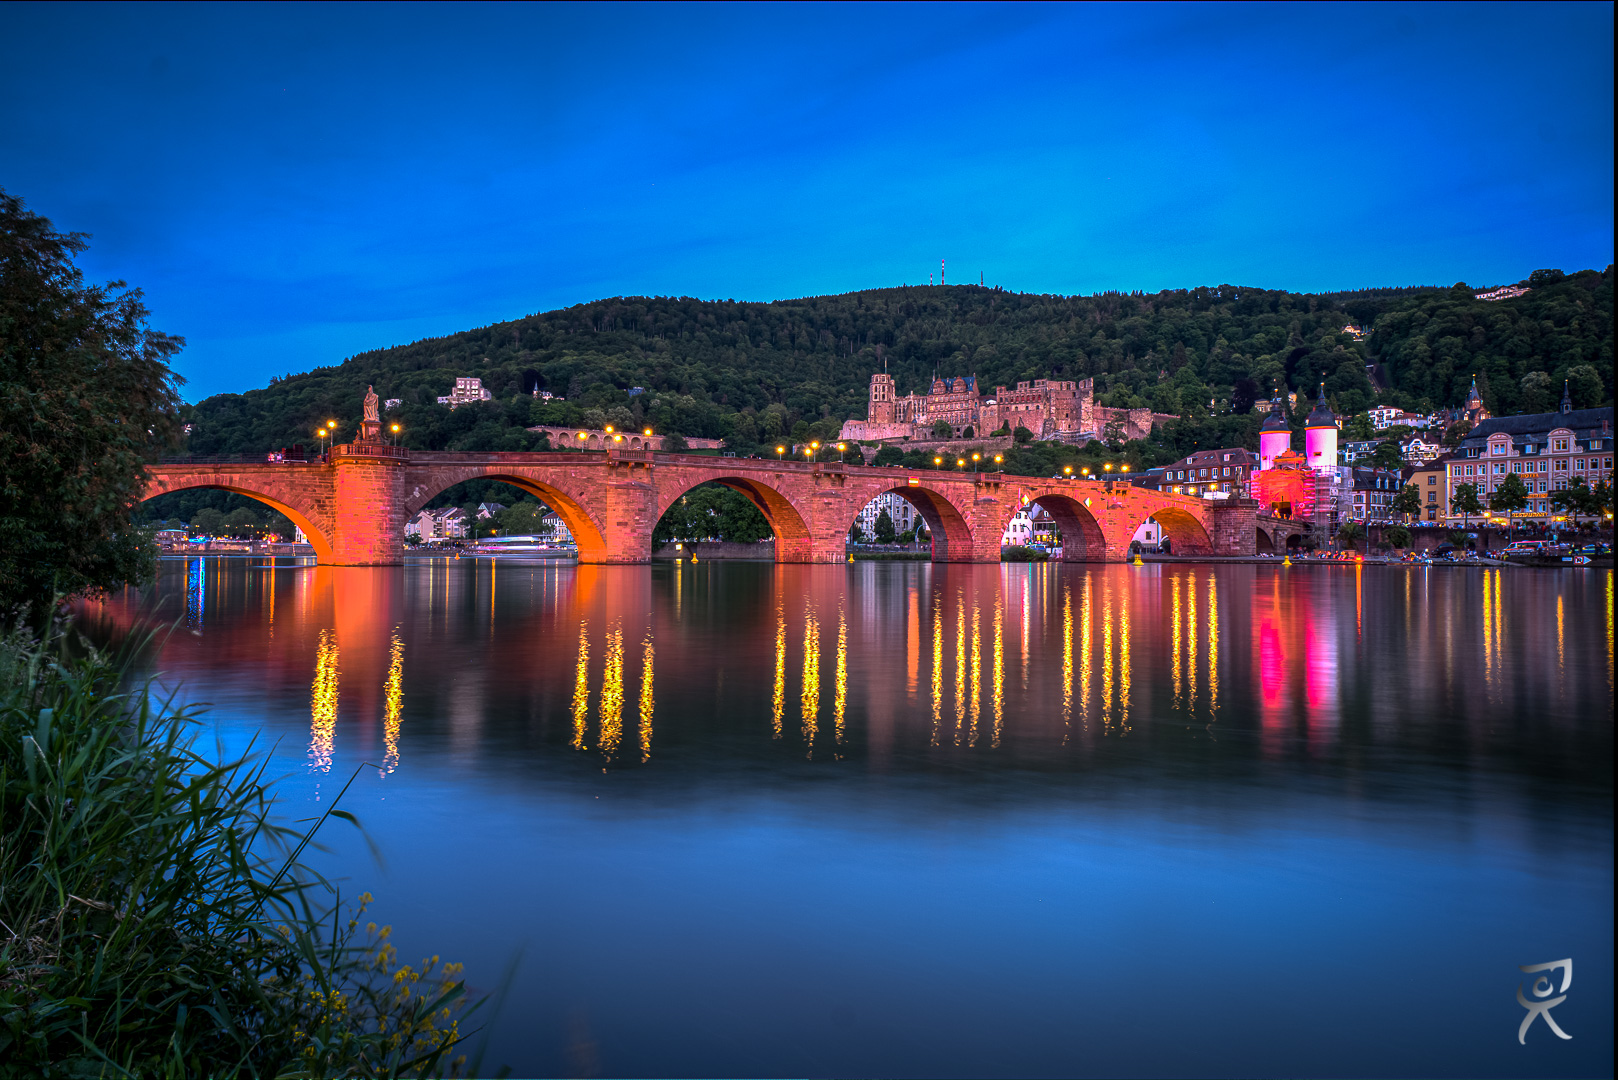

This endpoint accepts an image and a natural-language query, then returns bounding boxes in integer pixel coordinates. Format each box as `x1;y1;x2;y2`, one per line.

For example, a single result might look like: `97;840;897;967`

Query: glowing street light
993;454;1003;466
644;427;654;436
1104;462;1113;472
776;445;786;460
605;425;614;433
1063;465;1073;478
933;456;944;468
837;441;846;463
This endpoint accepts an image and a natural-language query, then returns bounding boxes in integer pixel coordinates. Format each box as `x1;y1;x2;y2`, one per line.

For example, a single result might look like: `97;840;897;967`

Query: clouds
2;2;1610;399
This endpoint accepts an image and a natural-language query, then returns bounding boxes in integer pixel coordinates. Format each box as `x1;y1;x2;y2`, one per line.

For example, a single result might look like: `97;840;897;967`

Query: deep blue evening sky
3;2;1612;400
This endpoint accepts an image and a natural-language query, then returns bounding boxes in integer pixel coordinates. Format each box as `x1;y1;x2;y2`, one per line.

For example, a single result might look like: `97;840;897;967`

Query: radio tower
941;258;946;286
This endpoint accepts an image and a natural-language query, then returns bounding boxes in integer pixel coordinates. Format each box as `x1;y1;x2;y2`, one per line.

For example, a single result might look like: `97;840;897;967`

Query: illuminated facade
1443;399;1614;524
842;371;1175;444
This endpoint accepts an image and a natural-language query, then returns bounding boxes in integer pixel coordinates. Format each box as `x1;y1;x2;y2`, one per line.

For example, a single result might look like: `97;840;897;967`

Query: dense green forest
179;268;1612;471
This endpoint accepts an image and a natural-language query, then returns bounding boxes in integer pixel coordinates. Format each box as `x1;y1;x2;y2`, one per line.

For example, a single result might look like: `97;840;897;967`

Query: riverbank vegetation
0;621;478;1076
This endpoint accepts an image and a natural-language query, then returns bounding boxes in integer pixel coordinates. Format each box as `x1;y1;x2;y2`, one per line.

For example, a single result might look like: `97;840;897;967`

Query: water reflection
309;628;338;773
99;559;1613;783
381;630;403;776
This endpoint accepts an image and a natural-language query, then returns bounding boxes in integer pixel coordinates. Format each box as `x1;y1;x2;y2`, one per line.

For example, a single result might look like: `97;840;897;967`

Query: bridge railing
147;454;318;466
331;442;409;461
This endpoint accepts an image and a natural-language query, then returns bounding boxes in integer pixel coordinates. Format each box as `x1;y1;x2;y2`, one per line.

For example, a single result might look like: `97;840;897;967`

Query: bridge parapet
332;442;409;461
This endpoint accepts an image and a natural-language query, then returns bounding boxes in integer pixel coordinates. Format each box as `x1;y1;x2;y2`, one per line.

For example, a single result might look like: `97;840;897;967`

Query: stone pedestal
329;452;407;566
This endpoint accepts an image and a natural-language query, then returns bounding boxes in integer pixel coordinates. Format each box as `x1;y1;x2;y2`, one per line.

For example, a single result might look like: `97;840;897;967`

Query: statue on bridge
359;385;383;443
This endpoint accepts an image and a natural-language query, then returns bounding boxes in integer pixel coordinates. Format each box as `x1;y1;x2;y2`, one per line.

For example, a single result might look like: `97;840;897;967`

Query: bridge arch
654;473;814;560
1145;506;1214;555
1009;492;1107;561
402;469;610;561
140;474;336;561
865;483;976;561
1255;526;1277;554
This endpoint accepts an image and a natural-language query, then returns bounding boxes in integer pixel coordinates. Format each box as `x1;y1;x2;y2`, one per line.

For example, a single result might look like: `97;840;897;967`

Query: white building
437;377;494;409
1368;406;1428;430
405;507;469;541
854;492;919;540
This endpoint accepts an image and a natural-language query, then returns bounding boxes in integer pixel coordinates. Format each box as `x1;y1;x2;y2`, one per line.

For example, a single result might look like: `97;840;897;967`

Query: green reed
0;620;479;1078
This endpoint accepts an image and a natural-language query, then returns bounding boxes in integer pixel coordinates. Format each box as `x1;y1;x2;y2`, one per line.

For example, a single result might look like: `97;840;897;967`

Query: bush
0;620;480;1077
1000;546;1048;562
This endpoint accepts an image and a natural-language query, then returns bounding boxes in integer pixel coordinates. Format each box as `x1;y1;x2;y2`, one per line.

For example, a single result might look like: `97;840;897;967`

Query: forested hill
181;267;1612;458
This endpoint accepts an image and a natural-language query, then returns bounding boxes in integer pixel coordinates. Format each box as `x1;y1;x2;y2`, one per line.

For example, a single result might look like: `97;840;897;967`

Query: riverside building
1442;386;1613;524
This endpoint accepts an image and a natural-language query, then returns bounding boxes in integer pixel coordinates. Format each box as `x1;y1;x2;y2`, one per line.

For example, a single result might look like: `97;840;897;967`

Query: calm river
82;559;1613;1078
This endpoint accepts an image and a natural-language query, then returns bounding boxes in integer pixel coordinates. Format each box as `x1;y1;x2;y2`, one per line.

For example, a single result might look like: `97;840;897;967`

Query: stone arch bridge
143;446;1261;565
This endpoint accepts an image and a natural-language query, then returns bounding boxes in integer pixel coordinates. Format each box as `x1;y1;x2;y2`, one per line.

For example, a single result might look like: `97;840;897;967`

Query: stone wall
651;541;778;560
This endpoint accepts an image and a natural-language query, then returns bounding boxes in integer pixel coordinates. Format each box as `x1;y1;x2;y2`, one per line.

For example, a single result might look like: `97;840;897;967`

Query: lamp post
972;452;981;473
390;423;401;446
933;456;943;469
837;442;846;463
956;457;966;471
776;445;786;462
1063;465;1073;479
810;440;820;462
993;454;1003;468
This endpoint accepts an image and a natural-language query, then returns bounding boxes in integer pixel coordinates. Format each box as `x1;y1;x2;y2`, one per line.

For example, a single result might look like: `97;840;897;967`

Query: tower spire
1561;379;1573;414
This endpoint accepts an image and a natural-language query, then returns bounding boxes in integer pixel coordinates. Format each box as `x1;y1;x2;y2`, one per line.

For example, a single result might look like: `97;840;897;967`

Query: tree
931;420;953;440
1565;364;1606;409
874;508;896;543
1369;440;1404;470
1440;420;1472;448
1450;483;1483;529
662;432;689;453
1343;412;1376;440
1391;483;1422;521
190;507;227;537
497;498;551;536
1383;524;1411;551
1;189;183;625
1013;426;1034;444
873;443;905;467
1336;520;1366;552
1490;472;1529;530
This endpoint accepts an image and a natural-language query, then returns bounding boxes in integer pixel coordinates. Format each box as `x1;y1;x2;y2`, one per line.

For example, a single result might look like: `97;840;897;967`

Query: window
1575;459;1585;471
1491;443;1507;455
1553;438;1569;451
1427;492;1437;503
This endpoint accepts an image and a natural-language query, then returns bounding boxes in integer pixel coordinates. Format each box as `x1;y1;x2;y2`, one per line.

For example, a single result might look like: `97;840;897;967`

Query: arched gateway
144;444;1258;565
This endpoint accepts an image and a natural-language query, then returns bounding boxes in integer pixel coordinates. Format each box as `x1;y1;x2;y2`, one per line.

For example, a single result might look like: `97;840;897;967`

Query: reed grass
0;619;479;1078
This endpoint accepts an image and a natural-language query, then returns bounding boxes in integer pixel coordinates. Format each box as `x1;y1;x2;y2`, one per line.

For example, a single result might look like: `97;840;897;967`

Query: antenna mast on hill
941;258;946;286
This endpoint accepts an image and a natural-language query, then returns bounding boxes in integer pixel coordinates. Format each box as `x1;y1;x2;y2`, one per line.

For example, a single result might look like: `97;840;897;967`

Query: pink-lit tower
1258;393;1291;470
1304;382;1338;472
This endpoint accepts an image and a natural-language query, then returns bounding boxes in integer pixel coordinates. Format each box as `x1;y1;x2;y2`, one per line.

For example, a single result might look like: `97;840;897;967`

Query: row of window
1171;465;1246;481
1452;457;1611;478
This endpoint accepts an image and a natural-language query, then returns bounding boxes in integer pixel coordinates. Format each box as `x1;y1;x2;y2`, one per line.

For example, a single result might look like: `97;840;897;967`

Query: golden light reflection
1556;594;1564;678
639;633;655;762
992;592;1004;748
969;599;981;746
801;604;820;752
1100;580;1113;729
1170;574;1183;709
1191;574;1205;709
1354;560;1362;639
308;628;338;773
1207;574;1218;719
380;629;403;776
931;590;943;744
1078;577;1092;730
598;624;624;761
834;605;848;746
954;593;966;743
772;600;785;739
1061;583;1073;735
571;620;590;750
1118;581;1131;731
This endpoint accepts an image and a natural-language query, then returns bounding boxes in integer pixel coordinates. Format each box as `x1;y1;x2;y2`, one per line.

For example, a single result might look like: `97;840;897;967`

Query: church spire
1561;379;1573;414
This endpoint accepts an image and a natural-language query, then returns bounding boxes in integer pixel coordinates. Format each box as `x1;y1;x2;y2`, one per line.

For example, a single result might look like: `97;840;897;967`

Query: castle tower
868;372;896;424
1304;382;1338;472
1258;394;1292;470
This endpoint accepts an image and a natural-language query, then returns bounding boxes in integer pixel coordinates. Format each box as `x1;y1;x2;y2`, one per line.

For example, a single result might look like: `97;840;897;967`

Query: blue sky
3;2;1612;400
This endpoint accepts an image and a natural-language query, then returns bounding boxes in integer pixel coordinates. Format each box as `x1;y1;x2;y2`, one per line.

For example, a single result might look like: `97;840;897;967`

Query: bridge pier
330;452;408;566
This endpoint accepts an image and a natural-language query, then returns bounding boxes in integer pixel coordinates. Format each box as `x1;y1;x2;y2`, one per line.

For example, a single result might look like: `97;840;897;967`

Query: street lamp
993;454;1003;467
972;452;981;473
837;442;846;463
1104;462;1113;472
644;427;653;436
776;445;786;461
933;456;943;468
390;422;401;446
605;425;614;433
1121;464;1130;473
1063;465;1073;479
956;458;966;470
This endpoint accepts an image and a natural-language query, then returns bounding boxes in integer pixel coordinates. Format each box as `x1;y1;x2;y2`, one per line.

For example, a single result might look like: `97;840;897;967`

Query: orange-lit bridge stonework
143;445;1261;566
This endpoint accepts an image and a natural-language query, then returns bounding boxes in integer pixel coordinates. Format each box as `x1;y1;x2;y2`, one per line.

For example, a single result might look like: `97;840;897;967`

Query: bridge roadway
143;445;1265;566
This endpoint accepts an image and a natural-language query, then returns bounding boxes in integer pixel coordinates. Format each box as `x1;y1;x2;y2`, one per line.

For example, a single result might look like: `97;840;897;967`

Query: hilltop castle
840;371;1176;445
